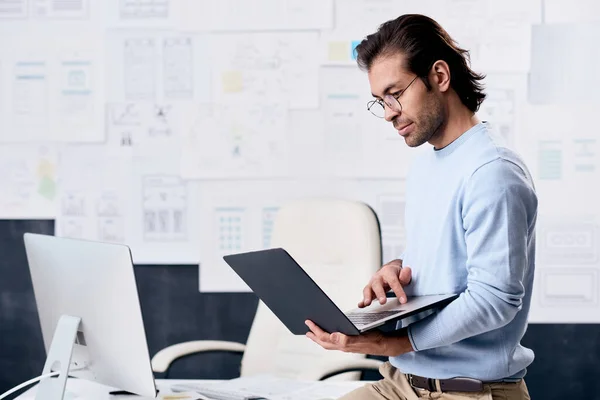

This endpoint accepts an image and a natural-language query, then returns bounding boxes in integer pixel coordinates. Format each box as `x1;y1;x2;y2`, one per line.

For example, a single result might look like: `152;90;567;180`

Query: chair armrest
151;340;246;373
302;359;384;381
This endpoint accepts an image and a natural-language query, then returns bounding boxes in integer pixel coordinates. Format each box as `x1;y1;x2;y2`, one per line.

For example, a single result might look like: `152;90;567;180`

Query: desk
13;377;366;400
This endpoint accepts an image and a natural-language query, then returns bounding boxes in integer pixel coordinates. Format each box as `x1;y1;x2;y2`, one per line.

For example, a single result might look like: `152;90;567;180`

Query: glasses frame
366;74;420;119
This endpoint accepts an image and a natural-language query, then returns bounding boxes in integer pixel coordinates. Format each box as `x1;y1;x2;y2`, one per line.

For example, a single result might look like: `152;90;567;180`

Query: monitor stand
36;315;81;400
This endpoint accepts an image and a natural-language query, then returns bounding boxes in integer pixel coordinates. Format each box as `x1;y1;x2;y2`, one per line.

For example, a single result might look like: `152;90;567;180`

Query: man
304;14;537;400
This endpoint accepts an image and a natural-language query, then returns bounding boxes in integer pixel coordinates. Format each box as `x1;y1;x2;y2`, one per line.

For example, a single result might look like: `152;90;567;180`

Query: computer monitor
23;233;157;400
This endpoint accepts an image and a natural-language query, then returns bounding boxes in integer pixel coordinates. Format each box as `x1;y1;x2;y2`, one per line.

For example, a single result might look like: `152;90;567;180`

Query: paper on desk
269;381;365;400
174;375;364;400
160;391;213;400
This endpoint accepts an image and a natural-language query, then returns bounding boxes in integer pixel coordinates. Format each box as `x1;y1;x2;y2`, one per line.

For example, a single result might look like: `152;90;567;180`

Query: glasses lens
384;95;402;114
368;102;385;118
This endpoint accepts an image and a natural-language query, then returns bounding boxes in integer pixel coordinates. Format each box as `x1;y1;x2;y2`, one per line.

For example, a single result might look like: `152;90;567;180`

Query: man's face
367;52;444;147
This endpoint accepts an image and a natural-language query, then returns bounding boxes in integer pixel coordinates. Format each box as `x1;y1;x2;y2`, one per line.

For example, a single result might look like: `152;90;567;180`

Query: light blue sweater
393;122;538;381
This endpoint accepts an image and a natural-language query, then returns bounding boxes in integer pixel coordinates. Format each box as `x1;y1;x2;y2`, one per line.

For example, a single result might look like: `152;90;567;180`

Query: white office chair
152;198;384;381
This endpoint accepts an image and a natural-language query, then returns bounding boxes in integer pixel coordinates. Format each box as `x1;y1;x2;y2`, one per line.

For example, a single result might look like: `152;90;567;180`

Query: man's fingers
371;280;387;304
306;332;335;350
360;264;411;307
360;285;375;307
305;320;324;335
305;320;351;351
385;275;407;303
331;332;349;348
305;320;331;343
399;266;412;285
390;266;412;303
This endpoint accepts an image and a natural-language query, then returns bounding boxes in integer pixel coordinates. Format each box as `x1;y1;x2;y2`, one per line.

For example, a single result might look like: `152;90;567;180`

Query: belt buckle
427;378;436;392
407;374;414;387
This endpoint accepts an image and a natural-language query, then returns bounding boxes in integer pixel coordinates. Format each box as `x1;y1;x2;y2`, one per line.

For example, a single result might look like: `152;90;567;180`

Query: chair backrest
240;198;382;380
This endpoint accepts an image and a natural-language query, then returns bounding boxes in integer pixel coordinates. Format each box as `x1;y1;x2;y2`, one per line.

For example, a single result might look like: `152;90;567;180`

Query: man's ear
430;60;451;93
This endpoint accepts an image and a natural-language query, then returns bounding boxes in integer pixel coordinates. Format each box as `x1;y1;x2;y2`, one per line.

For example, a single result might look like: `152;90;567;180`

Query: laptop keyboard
345;310;402;326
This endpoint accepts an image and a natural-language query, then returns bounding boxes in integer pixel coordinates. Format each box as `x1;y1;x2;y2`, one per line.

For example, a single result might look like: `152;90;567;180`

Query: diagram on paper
323;91;363;177
211;32;319;109
10;60;48;139
571;138;598;175
55;147;131;243
539;221;598;266
109;32;207;102
320;66;366;177
262;206;279;248
55;41;104;143
478;87;516;147
529;23;600;105
163;36;193;98
181;103;290;179
532;218;600;322
199;206;252;292
0;145;57;218
123;37;157;100
0;0;27;18
58;56;96;135
31;0;89;19
541;268;598;307
142;175;187;242
120;0;169;19
59;189;126;243
215;207;245;253
3;36;104;143
538;140;562;180
106;102;143;147
535;137;599;184
106;102;181;151
376;193;407;263
96;191;125;242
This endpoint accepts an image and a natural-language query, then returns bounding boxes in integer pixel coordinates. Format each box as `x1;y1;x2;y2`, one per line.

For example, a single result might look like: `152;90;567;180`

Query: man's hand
304;320;413;357
359;259;412;307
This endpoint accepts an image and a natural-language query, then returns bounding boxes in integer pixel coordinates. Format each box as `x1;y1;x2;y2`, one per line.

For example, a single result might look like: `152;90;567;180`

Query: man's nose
384;104;400;122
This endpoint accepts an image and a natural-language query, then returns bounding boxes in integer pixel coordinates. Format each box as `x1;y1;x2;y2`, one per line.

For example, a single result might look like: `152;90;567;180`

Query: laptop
223;248;458;336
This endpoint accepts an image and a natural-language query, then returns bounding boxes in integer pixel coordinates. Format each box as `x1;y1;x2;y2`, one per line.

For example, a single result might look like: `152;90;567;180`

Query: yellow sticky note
222;70;243;93
328;41;349;62
37;158;55;177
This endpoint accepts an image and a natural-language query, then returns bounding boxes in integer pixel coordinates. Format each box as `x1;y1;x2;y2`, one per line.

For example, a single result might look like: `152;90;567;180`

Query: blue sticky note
351;40;361;60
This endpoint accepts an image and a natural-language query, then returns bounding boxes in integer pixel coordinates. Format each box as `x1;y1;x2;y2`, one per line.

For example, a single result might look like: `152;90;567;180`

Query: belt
407;374;484;392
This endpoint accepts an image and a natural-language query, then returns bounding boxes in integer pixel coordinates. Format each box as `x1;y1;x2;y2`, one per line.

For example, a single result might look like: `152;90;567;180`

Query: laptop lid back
223;248;360;336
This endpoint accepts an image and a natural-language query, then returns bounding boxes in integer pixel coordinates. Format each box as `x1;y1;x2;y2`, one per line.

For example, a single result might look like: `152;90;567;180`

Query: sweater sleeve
407;158;538;351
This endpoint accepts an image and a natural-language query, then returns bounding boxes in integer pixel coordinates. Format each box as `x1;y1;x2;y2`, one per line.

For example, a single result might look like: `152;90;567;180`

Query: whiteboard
0;0;598;322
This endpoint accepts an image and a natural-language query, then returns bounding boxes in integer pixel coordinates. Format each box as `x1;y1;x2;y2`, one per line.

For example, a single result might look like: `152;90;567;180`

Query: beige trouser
339;362;531;400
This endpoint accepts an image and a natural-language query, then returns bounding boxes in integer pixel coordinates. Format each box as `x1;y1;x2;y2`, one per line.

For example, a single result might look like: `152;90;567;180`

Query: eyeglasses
367;75;420;118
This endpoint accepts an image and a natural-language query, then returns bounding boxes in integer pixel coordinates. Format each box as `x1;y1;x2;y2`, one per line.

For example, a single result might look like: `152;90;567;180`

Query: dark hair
355;14;486;112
